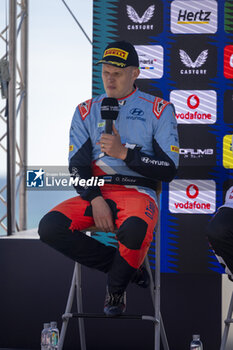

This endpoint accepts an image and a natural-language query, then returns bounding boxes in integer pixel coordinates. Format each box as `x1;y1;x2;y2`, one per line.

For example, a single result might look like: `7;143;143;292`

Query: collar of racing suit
117;86;138;103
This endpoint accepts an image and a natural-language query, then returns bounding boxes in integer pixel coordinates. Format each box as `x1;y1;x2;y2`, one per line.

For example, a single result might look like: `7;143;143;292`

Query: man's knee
206;214;219;237
117;216;148;250
206;213;228;252
38;211;71;244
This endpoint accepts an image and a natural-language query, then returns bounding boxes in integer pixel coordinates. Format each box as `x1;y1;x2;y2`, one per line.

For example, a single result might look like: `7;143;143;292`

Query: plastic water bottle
50;321;59;350
190;334;203;350
41;323;50;350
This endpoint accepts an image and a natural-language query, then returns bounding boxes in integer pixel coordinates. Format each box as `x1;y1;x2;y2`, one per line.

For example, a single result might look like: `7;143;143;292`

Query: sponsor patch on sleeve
171;145;179;153
69;145;74;152
78;99;92;121
153;97;170;119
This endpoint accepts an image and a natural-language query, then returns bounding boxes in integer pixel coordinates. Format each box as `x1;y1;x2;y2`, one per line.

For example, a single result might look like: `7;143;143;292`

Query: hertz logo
171;1;217;34
177;9;211;24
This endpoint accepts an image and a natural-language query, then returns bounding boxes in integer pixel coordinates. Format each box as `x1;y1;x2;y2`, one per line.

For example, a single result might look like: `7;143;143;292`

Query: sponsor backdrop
92;0;233;273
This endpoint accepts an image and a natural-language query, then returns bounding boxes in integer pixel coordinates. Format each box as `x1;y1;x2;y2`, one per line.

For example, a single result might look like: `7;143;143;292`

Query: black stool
58;186;169;350
220;290;233;350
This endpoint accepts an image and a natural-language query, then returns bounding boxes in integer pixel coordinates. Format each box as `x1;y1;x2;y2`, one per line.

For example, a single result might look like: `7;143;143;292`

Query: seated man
207;186;233;281
38;40;179;316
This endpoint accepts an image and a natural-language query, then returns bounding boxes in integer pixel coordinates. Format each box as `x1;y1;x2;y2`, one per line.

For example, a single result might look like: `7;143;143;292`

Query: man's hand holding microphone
97;97;128;160
92;97;127;232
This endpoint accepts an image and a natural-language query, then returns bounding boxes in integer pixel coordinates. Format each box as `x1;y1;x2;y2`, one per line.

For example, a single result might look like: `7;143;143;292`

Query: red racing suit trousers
38;185;158;293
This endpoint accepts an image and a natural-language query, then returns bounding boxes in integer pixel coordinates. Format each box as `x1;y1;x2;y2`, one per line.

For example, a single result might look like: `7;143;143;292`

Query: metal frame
220;291;233;350
58;201;169;350
0;0;28;234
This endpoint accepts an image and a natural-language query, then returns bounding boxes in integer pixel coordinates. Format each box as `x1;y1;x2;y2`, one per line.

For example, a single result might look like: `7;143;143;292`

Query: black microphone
100;97;119;134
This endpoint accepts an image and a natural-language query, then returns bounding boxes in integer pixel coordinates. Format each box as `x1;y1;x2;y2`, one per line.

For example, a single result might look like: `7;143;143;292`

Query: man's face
102;64;140;99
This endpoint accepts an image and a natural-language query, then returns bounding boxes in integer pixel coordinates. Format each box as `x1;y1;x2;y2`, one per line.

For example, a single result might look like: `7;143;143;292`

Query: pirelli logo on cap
171;145;179;153
103;48;129;60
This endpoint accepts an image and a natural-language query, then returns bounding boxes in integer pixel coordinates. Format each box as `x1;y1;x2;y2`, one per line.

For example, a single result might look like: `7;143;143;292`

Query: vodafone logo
224;45;233;79
230;54;233;68
170;90;217;124
187;95;200;109
169;180;216;214
186;184;199;198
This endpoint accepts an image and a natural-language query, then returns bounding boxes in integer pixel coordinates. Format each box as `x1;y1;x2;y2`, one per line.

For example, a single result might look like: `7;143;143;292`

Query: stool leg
160;316;169;350
154;198;162;350
58;264;77;350
154;228;160;350
220;291;233;350
145;255;169;350
75;263;87;350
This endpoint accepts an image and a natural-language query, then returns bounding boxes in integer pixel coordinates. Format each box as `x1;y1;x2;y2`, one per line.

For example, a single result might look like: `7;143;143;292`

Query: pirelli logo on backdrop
170;0;218;34
169;180;216;214
223;134;233;169
170;90;217;124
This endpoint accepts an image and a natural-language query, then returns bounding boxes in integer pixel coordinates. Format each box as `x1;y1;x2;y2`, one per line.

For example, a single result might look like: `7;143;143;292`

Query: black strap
99;174;158;191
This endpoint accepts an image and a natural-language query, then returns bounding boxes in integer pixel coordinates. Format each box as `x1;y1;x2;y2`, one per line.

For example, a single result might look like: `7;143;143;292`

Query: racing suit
39;87;179;293
207;186;233;280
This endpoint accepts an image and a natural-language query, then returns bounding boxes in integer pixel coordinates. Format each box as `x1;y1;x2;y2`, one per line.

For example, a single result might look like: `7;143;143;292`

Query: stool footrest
225;318;233;324
62;312;158;322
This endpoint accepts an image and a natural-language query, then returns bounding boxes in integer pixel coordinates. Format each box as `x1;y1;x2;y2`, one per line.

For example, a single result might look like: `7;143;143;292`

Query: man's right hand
91;196;115;233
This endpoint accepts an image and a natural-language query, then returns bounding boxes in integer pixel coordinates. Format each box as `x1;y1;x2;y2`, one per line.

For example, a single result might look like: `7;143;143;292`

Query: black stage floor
0;238;221;350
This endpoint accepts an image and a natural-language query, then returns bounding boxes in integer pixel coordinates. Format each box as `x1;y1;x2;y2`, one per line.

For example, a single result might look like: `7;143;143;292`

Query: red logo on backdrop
186;184;199;199
187;95;200;109
224;45;233;79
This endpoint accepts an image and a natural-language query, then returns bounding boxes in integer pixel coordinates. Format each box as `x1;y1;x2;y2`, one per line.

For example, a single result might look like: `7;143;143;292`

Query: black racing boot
104;287;126;316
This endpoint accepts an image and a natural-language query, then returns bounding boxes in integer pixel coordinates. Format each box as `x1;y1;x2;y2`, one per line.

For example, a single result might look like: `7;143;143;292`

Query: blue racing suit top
69;87;179;203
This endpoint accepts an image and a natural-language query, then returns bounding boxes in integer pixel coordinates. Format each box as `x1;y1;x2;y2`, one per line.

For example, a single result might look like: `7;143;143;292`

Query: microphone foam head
101;97;119;120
